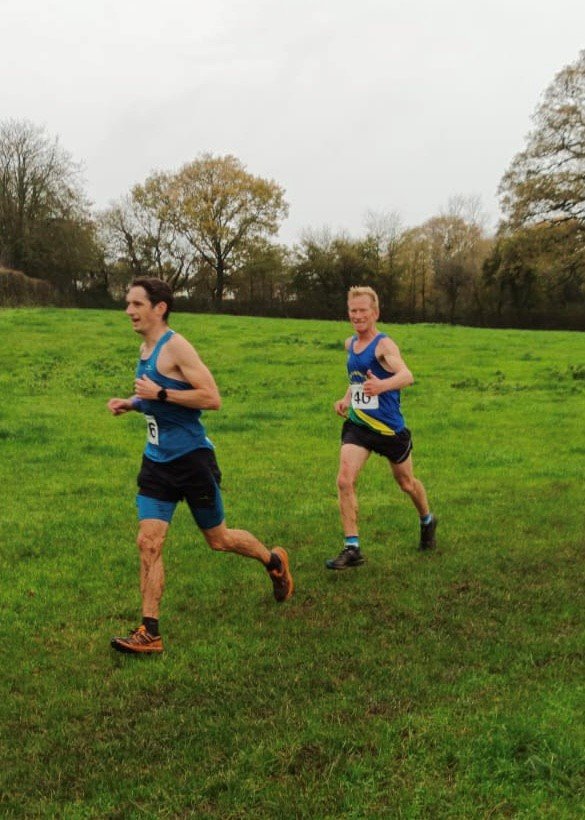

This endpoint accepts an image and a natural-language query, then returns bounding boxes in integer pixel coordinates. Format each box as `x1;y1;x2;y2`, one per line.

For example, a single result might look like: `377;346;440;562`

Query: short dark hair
131;278;174;320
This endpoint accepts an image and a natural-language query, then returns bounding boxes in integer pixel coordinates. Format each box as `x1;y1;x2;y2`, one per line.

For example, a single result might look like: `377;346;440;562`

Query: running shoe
325;547;365;570
268;547;294;602
419;515;438;551
110;625;164;654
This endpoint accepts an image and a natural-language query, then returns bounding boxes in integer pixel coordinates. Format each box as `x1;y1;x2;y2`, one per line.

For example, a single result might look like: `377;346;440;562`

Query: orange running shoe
268;547;294;602
110;625;164;654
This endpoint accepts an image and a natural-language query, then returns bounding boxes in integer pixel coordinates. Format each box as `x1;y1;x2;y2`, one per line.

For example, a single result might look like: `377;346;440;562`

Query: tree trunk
213;257;225;308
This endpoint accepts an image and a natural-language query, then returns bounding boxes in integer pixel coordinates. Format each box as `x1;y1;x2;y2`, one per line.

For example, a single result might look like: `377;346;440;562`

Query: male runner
108;277;293;653
326;285;437;569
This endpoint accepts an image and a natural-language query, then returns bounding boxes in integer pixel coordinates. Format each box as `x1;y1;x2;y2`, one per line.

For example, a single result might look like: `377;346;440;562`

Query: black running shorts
341;419;413;464
137;447;223;513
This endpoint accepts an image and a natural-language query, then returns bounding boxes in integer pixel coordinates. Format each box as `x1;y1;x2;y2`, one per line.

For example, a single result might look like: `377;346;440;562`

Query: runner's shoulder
375;334;398;355
167;331;194;353
166;332;205;368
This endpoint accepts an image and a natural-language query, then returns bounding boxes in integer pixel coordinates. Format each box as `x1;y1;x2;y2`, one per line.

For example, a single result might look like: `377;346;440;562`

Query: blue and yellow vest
347;332;405;436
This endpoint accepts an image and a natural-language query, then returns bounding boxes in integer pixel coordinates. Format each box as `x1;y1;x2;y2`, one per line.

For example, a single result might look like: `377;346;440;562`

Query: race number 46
350;383;379;410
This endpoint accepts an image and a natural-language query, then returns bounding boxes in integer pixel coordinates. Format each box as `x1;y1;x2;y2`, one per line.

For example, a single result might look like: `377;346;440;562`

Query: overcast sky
3;0;584;243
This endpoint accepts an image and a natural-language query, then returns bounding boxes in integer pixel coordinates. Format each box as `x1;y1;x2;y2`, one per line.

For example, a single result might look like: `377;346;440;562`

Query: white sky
3;0;584;243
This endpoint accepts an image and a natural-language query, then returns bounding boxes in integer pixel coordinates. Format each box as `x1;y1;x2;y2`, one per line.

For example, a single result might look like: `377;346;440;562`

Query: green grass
1;308;584;818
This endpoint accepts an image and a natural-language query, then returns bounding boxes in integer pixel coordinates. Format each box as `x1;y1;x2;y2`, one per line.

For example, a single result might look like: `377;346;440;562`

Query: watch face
158;388;167;401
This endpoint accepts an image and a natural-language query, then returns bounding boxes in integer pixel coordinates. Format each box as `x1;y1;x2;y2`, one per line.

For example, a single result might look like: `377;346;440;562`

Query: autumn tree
169;154;288;304
393;197;490;323
487;51;585;325
500;50;585;231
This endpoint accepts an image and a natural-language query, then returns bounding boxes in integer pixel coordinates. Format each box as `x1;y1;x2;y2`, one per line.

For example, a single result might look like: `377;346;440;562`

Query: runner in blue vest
326;286;437;569
108;278;293;653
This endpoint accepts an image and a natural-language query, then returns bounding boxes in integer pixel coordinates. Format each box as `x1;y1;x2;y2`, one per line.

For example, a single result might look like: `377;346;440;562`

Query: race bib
350;383;379;410
145;414;159;446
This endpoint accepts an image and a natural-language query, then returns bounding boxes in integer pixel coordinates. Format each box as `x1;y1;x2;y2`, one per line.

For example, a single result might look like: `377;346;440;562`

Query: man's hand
108;398;132;416
334;398;350;418
134;374;161;400
363;369;386;397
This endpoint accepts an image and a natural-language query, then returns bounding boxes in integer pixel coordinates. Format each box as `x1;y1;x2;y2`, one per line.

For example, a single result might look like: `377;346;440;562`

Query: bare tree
99;176;196;293
0;119;87;279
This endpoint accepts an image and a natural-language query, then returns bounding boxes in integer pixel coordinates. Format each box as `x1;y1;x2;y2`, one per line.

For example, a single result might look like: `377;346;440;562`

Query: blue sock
420;513;433;526
344;536;360;550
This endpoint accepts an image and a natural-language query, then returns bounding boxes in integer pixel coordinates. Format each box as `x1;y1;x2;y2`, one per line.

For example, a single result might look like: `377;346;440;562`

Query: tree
423;214;485;323
395;228;432;321
169;154;288;304
0;119;93;292
28;215;104;296
231;240;291;306
291;229;378;317
499;50;585;231
484;221;585;318
99;174;196;294
363;210;403;272
494;52;585;326
394;197;491;323
363;210;405;317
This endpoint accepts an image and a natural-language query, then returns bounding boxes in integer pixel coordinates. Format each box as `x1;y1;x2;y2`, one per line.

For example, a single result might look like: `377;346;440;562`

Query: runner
108;278;293;653
327;286;437;569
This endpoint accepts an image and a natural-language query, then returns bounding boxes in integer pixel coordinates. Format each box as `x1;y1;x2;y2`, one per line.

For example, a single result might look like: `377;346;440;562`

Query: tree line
2;50;585;328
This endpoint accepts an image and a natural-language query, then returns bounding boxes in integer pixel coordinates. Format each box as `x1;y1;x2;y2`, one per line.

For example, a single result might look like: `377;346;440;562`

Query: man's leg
202;522;271;562
201;523;294;602
185;451;293;602
137;518;169;619
111;508;172;654
390;454;429;516
326;444;370;569
390;455;437;549
337;443;370;536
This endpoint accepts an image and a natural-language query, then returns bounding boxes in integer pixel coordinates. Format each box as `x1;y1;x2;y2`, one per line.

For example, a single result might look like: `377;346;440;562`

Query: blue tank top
135;330;213;462
347;332;405;436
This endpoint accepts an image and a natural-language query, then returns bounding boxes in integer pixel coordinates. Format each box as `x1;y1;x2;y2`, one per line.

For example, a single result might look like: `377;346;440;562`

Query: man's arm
363;337;414;396
107;397;142;415
334;386;352;417
134;335;221;410
334;336;353;416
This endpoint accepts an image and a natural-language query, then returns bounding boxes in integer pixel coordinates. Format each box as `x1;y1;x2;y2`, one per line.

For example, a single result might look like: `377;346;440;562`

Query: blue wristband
131;397;144;411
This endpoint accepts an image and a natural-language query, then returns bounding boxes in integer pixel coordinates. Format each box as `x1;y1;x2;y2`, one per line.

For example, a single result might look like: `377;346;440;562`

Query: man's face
125;286;161;334
348;295;378;332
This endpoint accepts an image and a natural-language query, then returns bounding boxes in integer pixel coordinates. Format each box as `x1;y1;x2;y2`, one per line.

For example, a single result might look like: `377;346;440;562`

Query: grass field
1;307;584;818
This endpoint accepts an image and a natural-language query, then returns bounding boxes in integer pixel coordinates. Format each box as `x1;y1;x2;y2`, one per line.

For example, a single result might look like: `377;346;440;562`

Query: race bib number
145;414;159;446
350;383;379;410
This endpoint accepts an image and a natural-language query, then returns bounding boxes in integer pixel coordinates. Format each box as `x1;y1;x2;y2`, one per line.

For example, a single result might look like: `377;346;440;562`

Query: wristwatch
157;388;168;402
